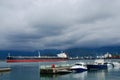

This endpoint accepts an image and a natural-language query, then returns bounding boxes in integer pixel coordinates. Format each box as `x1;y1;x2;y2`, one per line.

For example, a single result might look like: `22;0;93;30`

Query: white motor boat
70;62;87;72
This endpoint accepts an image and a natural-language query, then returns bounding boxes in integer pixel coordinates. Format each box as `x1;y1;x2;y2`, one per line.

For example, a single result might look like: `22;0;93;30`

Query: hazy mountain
0;46;120;60
65;46;120;57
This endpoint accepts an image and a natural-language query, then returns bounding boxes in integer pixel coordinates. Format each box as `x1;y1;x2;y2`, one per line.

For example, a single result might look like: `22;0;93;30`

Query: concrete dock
40;67;72;74
40;64;72;74
0;68;11;72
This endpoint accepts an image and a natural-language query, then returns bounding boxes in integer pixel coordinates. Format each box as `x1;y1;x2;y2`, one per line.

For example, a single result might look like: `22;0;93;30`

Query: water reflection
40;73;71;80
40;71;88;80
71;71;87;80
40;70;109;80
87;70;106;80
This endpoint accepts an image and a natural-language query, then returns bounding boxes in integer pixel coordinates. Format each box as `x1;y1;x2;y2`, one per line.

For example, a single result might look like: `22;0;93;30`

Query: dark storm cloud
0;0;120;50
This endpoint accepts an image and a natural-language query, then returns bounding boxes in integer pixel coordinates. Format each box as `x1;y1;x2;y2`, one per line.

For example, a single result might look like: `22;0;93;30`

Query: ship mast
8;53;10;57
38;51;41;58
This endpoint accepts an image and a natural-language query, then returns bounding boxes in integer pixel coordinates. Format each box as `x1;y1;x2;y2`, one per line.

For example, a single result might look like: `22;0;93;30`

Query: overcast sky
0;0;120;50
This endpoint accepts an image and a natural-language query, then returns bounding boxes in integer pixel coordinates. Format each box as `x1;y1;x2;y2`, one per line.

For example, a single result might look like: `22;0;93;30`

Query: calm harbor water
0;60;120;80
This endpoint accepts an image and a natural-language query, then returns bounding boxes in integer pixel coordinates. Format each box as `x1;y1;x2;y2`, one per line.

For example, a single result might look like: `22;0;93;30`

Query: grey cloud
0;0;120;50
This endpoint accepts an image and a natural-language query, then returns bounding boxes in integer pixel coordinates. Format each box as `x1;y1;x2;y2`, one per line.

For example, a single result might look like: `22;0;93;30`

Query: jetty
0;68;11;72
40;64;72;74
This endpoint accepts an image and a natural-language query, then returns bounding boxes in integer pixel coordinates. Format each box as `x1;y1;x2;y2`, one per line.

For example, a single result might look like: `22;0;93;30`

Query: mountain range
0;46;120;60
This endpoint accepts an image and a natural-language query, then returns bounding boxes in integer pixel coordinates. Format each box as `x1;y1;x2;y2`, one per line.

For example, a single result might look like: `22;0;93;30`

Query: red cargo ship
6;52;68;63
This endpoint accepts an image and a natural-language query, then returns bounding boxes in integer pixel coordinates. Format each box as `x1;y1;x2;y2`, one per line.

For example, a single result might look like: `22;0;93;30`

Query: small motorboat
70;62;87;72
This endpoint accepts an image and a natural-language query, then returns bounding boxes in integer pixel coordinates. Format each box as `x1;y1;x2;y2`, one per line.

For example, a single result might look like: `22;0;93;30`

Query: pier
40;64;72;74
0;68;11;72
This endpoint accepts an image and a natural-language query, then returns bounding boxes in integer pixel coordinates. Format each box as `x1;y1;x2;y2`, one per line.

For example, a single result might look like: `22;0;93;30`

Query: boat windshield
75;64;87;67
75;64;82;66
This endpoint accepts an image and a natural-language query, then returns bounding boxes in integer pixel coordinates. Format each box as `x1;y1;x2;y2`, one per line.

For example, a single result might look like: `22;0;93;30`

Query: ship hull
6;52;68;63
6;58;68;63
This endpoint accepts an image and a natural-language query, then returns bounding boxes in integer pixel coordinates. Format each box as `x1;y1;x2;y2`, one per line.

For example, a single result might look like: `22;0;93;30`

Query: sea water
0;60;120;80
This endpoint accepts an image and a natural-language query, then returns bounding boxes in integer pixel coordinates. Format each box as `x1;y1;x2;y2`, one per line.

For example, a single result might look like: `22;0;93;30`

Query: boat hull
6;58;68;63
71;68;87;72
87;64;107;70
